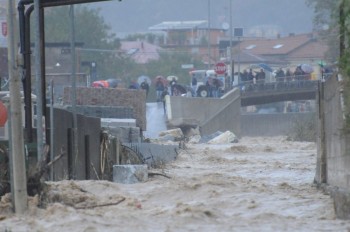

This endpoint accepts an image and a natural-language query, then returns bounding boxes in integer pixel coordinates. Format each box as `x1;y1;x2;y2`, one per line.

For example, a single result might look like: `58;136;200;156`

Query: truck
189;69;228;97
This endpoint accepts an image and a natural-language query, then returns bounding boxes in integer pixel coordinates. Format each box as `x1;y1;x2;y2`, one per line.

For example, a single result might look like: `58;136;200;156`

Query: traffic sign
215;62;226;75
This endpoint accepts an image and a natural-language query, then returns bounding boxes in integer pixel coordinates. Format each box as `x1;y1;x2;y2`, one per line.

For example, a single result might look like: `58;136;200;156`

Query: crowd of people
239;65;315;85
240;68;266;84
237;65;324;92
204;75;223;98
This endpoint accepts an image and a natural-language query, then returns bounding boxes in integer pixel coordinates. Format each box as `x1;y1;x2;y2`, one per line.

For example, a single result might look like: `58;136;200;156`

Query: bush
287;114;316;142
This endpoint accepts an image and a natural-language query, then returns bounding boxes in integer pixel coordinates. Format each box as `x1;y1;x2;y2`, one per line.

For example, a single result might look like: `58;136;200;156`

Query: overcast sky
91;0;314;37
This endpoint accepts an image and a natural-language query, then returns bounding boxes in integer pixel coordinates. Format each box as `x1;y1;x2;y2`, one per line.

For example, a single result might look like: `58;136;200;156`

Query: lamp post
70;5;79;179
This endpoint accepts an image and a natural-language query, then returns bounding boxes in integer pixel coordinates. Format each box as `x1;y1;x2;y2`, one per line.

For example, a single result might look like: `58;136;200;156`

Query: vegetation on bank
306;0;350;132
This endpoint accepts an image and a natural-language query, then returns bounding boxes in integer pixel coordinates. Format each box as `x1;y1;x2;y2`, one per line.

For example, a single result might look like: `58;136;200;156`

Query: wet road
143;102;167;139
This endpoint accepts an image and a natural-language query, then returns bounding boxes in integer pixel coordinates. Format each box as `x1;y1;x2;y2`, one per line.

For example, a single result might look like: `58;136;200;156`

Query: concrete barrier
167;88;241;136
113;164;148;184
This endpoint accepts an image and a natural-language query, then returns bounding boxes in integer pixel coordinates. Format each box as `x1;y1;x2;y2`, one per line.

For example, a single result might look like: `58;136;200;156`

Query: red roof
120;41;162;64
234;33;325;57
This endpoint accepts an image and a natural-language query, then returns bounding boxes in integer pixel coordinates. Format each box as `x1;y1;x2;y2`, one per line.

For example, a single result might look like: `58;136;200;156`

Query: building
220;33;329;78
148;21;329;79
120;40;162;64
149;20;226;65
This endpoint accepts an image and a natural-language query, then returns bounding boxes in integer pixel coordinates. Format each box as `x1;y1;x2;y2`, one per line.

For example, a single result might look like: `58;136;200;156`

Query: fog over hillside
92;0;314;37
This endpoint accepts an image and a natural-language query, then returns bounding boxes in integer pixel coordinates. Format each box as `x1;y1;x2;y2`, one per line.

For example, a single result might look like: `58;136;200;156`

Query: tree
307;0;350;131
43;5;133;81
306;0;341;62
145;50;203;85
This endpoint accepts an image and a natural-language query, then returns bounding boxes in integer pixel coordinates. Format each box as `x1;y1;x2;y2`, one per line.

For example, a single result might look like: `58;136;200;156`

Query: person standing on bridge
140;79;150;97
155;77;165;102
170;77;177;96
248;69;255;83
161;88;169;114
285;68;293;81
191;73;197;96
276;68;285;82
212;76;221;98
255;69;266;90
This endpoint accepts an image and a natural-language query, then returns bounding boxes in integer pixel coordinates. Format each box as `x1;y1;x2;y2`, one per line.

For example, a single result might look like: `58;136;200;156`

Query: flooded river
1;136;350;231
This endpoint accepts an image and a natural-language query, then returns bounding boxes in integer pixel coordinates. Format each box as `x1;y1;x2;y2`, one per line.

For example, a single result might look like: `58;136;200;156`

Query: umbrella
105;78;119;88
318;60;327;67
172;84;187;96
154;75;168;86
250;63;273;72
167;75;178;81
300;64;314;74
92;80;109;88
214;77;224;87
137;75;151;85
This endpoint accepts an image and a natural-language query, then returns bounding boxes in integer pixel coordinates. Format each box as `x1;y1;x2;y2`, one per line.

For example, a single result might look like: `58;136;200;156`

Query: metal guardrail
238;79;319;96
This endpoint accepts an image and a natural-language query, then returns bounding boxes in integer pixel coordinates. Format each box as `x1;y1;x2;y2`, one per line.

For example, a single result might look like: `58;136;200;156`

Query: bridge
166;79;320;136
239;80;319;106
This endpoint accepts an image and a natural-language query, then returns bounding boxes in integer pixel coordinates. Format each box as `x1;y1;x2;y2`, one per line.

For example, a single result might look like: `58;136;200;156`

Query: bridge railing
237;78;319;96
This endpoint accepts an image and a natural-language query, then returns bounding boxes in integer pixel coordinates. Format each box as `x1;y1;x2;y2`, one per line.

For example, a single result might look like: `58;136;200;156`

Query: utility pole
339;0;345;58
70;5;79;178
229;0;233;87
207;0;211;69
34;0;44;161
7;0;28;214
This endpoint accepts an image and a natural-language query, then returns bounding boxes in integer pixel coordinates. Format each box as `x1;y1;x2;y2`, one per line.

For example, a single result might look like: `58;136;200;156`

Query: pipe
17;3;25;54
24;5;34;142
17;0;121;142
19;0;114;7
40;7;46;119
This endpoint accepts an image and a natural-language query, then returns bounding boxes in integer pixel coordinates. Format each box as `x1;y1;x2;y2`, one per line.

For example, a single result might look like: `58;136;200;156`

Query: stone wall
63;87;146;131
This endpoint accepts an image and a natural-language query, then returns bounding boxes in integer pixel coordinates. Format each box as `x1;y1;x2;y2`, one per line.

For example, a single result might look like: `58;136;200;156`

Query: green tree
43;5;142;82
306;0;340;62
145;50;203;85
307;0;350;131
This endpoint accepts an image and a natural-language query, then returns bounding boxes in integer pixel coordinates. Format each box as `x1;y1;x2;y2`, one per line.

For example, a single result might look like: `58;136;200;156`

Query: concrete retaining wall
241;112;315;137
314;76;350;219
47;107;101;180
167;88;241;136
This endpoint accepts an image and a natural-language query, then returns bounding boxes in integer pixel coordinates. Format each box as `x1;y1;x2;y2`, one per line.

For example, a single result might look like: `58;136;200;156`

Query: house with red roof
120;41;162;64
227;33;329;78
148;20;329;79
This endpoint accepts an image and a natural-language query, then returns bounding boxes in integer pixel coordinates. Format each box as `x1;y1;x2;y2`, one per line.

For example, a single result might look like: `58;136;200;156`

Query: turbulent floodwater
1;136;350;231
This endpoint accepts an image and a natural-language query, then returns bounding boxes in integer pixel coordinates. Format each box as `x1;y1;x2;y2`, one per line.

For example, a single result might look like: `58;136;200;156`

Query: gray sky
91;0;314;37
